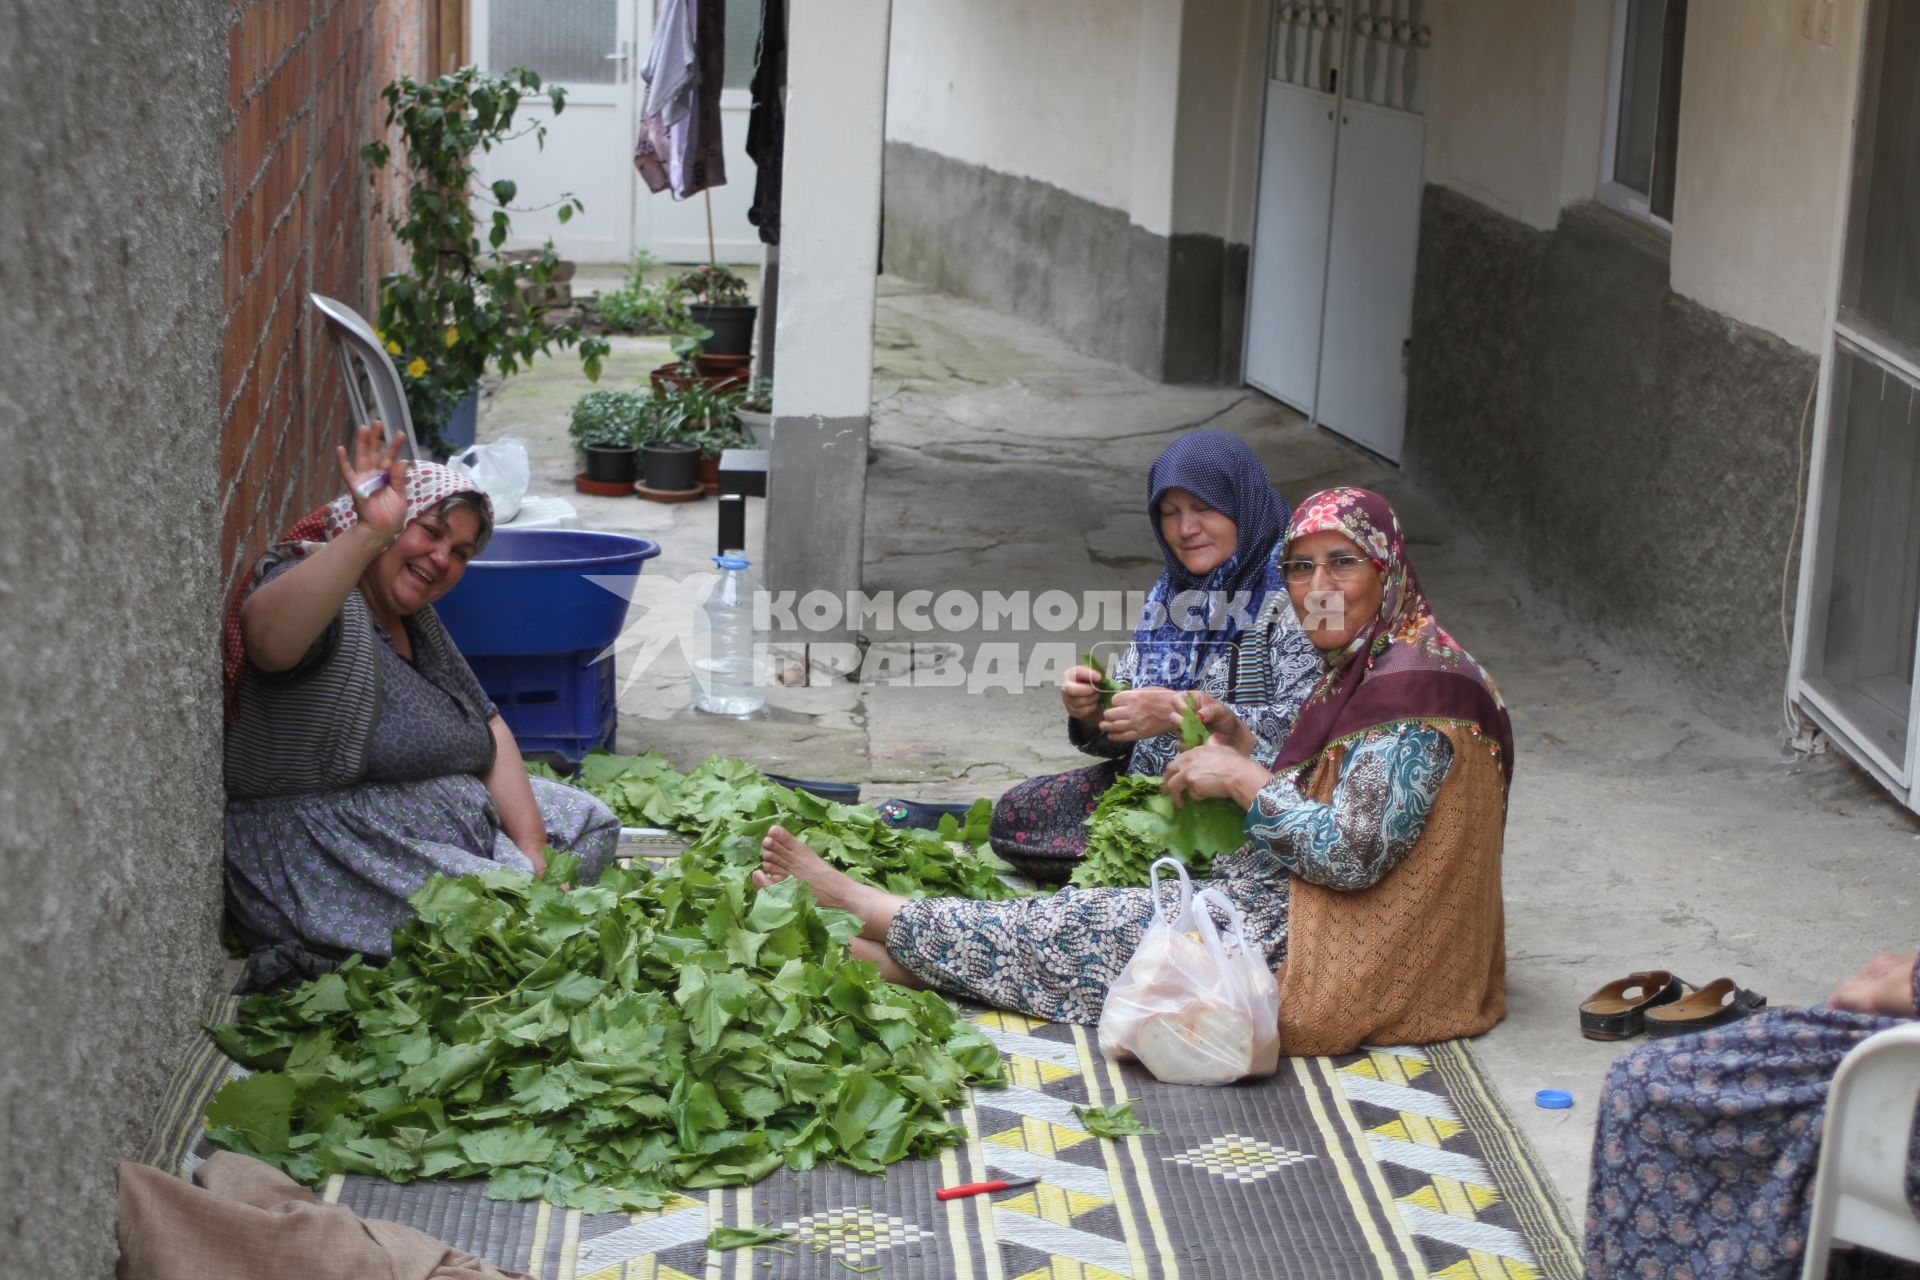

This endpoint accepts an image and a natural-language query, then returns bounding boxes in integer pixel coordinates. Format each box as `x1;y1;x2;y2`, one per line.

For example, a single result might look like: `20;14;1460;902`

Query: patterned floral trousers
1584;1006;1920;1280
883;843;1290;1026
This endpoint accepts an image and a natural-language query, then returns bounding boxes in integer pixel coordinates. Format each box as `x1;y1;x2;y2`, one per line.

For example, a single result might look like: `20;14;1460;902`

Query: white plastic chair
1801;1022;1920;1278
309;293;423;461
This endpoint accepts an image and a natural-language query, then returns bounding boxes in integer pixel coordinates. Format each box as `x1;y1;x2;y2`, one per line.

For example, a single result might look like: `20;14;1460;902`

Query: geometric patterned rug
145;832;1580;1278
149;996;1582;1279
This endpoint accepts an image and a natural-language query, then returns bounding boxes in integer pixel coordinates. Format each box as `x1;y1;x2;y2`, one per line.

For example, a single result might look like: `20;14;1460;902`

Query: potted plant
656;379;750;492
362;66;611;456
673;265;756;357
649;325;745;395
634;385;700;496
736;376;773;448
568;389;647;489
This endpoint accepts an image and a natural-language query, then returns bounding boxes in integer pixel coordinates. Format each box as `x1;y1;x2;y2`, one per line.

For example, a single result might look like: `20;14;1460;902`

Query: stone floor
481;274;1920;1224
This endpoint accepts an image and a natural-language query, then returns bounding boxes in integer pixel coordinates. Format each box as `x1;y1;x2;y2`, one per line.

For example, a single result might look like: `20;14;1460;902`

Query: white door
1243;77;1336;413
473;0;764;266
1245;0;1430;462
473;0;638;262
1316;96;1425;459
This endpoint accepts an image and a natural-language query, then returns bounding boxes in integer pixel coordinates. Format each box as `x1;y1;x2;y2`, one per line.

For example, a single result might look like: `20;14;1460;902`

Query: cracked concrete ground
482;274;1920;1224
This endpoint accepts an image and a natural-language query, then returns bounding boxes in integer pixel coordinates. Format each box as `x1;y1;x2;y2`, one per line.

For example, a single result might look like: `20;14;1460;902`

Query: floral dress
890;723;1454;1024
1584;964;1920;1280
225;568;619;962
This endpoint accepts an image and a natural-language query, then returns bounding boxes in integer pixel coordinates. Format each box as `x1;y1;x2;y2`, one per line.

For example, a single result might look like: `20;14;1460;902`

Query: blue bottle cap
1534;1089;1573;1110
713;555;751;570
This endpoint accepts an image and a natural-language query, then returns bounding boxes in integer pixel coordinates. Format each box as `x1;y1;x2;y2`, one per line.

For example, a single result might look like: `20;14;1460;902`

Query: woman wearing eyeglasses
753;487;1512;1056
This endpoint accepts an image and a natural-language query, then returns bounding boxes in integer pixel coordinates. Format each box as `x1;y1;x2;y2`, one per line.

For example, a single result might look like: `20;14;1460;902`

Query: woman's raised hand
1098;686;1185;743
336;421;409;542
1061;665;1105;721
1190;693;1255;757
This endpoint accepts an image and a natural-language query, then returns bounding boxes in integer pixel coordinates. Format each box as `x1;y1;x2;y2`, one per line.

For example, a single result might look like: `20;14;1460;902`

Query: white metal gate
471;0;763;265
1244;0;1430;462
1790;0;1920;807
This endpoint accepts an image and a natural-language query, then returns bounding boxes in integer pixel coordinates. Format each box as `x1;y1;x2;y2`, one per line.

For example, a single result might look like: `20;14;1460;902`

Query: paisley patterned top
1071;593;1323;776
1244;722;1454;891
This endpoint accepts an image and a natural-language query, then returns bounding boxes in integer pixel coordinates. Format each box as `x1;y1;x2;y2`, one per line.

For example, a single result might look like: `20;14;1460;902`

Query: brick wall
218;0;432;602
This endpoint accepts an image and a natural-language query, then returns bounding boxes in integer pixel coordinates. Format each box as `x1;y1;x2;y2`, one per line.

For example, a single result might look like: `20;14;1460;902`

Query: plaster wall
885;0;1142;217
1667;0;1862;354
1424;0;1581;231
0;2;229;1275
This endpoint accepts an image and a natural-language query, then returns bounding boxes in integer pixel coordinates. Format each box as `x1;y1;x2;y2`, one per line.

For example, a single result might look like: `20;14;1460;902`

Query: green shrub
593;252;693;336
569;389;650;450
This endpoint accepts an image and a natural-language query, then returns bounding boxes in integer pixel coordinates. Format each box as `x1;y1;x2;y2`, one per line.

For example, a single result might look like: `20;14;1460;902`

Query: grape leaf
1073;1099;1159;1138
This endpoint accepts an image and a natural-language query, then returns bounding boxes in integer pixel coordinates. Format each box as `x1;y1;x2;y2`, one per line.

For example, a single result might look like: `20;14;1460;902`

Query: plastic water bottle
694;553;766;715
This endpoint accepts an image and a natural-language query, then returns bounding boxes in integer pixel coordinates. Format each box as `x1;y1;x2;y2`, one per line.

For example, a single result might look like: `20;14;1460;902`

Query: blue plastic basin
434;528;661;656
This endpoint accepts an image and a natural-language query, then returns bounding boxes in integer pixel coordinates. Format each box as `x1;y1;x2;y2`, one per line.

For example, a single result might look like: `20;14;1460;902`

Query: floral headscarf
1131;429;1290;687
1269;487;1512;782
220;462;490;723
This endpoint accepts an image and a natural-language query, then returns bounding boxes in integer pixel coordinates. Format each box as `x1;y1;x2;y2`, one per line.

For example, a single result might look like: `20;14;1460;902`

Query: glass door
1791;0;1920;802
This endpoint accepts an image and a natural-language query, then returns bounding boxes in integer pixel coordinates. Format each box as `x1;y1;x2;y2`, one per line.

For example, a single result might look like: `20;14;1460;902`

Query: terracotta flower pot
697;455;720;494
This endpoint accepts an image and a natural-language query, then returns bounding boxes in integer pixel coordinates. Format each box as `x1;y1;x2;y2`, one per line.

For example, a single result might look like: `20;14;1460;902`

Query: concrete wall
1405;190;1818;735
1425;0;1584;231
1;0;429;1271
1418;0;1861;355
0;3;229;1275
886;0;1142;216
1668;0;1862;353
882;0;1263;383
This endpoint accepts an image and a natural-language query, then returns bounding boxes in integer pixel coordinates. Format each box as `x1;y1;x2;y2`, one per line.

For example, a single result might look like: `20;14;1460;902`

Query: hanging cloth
634;0;728;201
745;0;786;244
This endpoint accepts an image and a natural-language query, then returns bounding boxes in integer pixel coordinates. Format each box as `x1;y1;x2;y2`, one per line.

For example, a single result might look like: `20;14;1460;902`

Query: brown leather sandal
1643;977;1767;1039
1579;970;1689;1040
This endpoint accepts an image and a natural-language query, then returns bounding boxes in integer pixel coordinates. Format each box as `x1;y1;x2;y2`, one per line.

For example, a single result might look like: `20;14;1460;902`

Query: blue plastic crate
468;648;617;763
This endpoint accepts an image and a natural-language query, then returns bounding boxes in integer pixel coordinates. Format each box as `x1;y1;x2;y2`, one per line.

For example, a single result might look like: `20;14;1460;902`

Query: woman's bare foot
753;824;909;943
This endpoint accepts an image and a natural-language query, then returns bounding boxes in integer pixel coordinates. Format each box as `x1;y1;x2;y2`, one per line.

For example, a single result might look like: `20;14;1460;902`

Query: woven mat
150;998;1580;1279
150;837;1579;1277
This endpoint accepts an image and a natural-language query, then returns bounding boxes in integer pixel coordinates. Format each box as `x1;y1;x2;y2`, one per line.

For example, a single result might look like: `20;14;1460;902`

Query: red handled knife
936;1176;1040;1201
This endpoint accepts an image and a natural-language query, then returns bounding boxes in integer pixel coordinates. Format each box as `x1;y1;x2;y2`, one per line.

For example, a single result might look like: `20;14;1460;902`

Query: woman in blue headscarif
986;429;1323;880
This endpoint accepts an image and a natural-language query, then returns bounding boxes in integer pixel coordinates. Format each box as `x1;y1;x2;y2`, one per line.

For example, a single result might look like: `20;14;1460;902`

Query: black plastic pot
641;440;700;491
687;303;756;356
583;442;638;484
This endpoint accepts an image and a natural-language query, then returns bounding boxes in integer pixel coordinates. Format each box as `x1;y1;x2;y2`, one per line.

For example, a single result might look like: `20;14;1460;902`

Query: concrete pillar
765;0;892;614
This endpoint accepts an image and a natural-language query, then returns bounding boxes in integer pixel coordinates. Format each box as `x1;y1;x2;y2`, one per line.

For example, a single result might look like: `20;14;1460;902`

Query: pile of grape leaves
1069;695;1250;888
207;842;1007;1213
549;752;1022;902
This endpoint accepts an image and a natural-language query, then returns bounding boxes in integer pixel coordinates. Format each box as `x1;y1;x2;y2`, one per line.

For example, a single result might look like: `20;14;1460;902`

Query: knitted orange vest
1275;721;1508;1055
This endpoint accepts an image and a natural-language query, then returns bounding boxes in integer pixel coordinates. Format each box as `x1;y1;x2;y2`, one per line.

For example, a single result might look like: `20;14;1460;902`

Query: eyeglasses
1278;554;1372;584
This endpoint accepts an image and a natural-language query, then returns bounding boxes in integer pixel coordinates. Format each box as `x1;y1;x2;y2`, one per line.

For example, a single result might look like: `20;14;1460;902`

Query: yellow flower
443;326;459;349
406;357;428;378
386;340;402;355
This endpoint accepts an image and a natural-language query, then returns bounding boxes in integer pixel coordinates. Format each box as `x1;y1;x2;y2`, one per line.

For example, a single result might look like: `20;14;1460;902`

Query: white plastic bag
1097;858;1281;1085
450;435;531;523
